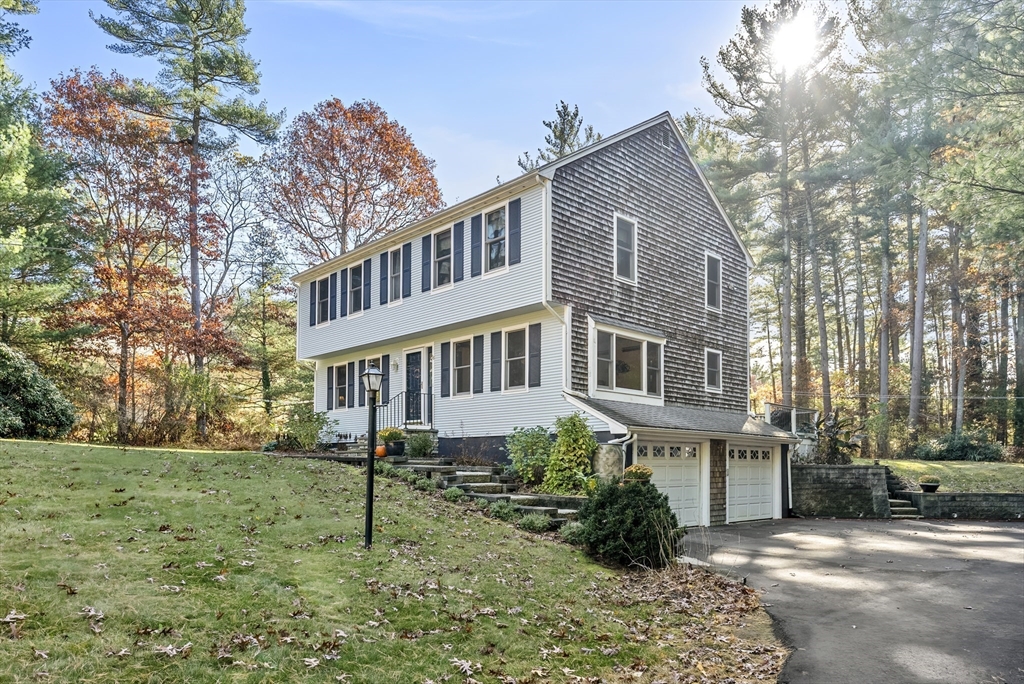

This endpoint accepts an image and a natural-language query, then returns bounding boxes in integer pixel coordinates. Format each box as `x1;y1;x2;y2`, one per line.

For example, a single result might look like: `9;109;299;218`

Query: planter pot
375;445;387;458
622;478;651;486
920;482;940;493
385;441;406;457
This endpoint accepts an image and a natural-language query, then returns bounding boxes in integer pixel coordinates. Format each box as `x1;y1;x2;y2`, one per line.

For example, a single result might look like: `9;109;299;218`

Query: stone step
892;514;924;520
451;465;504;474
515;505;559;517
888;499;911;506
891;507;920;515
464;493;511;503
549;518;568;529
508;494;541;506
458;482;508;494
403;465;457;475
557;509;578;521
454;472;493;484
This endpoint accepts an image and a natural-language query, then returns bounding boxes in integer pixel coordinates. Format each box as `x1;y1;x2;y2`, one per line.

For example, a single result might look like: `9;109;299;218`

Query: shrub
474;497;491;510
505;426;552;485
576;480;681;569
559;521;586;545
406;432;435;459
622;463;653;481
918;474;940;484
261;440;278;453
285;404;329;452
374;460;395;476
518;513;553;533
1005;445;1024;463
0;344;76;439
414;477;434;491
540;413;596;494
400;469;419;483
811;408;860;465
488;500;521;522
443;487;465;502
378;427;404;442
914;430;1004;462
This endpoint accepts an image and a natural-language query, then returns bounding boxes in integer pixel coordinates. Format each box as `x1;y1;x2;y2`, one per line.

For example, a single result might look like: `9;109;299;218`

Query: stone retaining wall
792;465;891;518
898;492;1024;520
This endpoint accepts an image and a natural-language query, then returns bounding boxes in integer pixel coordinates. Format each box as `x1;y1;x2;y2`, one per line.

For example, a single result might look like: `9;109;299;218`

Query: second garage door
636;442;701;528
727;445;774;522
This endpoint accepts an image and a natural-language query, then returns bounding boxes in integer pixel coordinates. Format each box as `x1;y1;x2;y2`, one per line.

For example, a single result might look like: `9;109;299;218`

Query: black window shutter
453;221;464;282
362;258;372;311
440;342;450;397
308;282;316;326
421;235;432;292
402;242;412;298
528;323;541;387
508;198;521;265
470;214;482;277
379;253;388;306
339;268;348;317
326;365;334;410
381;354;390;403
472;335;484;394
328;273;337;320
490;331;502;392
358;359;366;407
346;361;355;408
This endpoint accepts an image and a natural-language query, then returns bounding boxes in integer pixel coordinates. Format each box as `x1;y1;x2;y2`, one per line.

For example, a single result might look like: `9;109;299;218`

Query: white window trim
432;226;454;290
388;248;403;306
450;336;474;399
612;212;638;285
705;347;723;393
315;276;331;327
705;250;722;312
587;317;665;405
483;201;509;275
349;263;364;314
501;324;529;394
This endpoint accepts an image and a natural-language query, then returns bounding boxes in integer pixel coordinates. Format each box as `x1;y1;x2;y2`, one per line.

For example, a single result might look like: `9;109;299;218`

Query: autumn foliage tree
261;99;443;261
43;70;193;443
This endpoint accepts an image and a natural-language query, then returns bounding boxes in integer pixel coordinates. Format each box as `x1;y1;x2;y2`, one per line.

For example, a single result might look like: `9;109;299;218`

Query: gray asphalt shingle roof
576;397;794;440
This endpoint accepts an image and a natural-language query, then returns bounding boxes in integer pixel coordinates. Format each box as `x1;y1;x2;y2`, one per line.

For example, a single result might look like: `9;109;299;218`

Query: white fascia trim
630;426;796;443
293;172;544;284
542;178;552;303
563;392;628;435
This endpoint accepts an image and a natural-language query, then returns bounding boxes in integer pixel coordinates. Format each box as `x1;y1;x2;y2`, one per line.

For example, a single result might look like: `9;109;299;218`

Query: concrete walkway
682;518;1024;684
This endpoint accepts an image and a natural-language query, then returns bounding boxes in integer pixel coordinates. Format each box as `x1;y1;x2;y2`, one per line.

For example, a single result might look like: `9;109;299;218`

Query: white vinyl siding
296;184;545;362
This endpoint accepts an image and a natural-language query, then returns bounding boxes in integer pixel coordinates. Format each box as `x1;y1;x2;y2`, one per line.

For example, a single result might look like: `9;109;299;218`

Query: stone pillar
593;443;624;482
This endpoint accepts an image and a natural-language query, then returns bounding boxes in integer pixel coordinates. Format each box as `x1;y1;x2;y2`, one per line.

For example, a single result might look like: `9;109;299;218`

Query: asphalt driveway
682;518;1024;684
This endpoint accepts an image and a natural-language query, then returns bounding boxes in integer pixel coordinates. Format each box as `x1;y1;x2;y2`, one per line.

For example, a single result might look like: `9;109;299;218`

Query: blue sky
14;0;752;203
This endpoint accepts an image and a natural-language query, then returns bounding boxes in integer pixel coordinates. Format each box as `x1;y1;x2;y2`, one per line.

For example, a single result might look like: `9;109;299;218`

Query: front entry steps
387;461;584;525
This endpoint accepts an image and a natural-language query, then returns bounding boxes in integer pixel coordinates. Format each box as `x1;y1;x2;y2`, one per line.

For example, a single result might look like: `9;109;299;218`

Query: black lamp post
361;362;384;549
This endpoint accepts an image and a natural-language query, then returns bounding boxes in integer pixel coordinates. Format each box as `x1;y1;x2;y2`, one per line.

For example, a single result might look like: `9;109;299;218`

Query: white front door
727;445;774;522
636;442;702;528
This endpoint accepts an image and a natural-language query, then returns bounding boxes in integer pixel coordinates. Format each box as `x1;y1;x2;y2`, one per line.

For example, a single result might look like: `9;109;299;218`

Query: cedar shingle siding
550;121;748;411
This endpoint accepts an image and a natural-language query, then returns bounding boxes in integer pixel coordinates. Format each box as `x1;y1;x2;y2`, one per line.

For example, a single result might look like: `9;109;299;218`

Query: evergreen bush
504;426;552;485
284;404;328;451
406;432;435;459
540;413;596;494
576;480;681;569
559;521;586;545
414;477;434;491
488;500;521;522
443;487;465;502
0;344;76;439
914;430;1004;462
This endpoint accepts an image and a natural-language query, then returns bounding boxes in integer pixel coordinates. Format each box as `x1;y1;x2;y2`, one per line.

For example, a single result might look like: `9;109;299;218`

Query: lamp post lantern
361;363;384;549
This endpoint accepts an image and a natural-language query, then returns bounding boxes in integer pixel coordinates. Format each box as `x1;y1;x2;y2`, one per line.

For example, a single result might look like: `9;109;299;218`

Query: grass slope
863;457;1024;492
0;440;785;683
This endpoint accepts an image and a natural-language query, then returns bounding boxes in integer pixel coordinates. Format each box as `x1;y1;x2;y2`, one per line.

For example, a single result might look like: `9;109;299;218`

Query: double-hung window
350;264;363;314
505;328;526;390
615;215;636;282
316;277;330;324
485;206;506;272
389;249;402;302
706;253;721;310
595;329;661;396
705;348;722;392
334;364;347;408
434;229;452;287
453;339;472;395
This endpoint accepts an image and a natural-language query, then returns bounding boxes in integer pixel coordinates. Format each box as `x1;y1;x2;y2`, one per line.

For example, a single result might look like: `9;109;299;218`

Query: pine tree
518;101;601;171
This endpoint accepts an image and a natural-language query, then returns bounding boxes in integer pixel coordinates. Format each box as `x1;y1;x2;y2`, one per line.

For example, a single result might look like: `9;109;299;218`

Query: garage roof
571;396;796;442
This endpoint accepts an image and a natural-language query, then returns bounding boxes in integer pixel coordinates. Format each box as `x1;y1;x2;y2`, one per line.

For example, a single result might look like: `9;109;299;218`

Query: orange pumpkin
375;445;387;458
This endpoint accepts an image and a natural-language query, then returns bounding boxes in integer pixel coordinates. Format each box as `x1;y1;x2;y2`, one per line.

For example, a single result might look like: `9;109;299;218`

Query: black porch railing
377;391;434;431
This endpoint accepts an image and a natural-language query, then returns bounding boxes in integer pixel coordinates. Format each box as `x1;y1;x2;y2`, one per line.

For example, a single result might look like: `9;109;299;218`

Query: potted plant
622;463;653;484
919;475;940;493
378;427;406;457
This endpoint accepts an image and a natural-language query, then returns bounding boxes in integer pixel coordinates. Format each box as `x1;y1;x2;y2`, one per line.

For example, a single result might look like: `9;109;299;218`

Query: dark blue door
406;351;422;423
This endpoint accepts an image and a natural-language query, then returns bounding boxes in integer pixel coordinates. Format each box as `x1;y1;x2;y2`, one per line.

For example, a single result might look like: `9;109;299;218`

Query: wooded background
0;0;1020;454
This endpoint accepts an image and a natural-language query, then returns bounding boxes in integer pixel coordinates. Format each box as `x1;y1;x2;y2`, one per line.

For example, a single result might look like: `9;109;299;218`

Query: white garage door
727;445;774;522
636;442;701;527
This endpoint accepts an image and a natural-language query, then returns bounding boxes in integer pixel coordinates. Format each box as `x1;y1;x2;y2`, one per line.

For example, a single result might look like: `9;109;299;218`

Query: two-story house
293;112;794;527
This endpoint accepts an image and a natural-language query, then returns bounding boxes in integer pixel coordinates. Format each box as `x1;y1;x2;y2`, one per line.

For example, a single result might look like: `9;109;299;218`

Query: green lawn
862;457;1024;492
0;440;785;683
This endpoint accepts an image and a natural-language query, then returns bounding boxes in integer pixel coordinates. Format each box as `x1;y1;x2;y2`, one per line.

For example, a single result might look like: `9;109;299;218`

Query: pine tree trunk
831;244;846;372
878;215;891;458
189;111;207;440
996;282;1009;444
854;214;867;421
261;286;272;416
795;235;810;406
949;223;965;434
1014;282;1024;447
908;205;928;442
780;74;793;407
